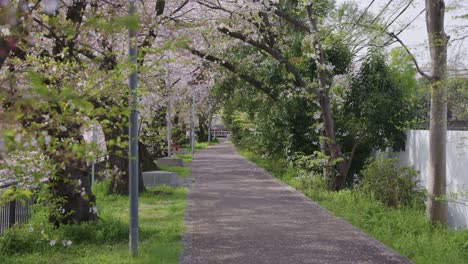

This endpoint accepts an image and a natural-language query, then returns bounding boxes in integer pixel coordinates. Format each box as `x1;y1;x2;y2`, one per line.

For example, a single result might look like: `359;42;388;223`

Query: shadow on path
180;142;411;264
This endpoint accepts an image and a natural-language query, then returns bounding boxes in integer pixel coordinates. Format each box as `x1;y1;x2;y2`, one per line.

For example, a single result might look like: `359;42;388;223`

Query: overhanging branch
273;9;310;33
218;27;306;88
189;48;278;101
389;32;431;80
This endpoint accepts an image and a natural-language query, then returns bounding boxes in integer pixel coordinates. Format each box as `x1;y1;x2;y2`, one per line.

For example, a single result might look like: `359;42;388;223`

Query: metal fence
0;197;34;234
211;129;230;138
0;179;35;235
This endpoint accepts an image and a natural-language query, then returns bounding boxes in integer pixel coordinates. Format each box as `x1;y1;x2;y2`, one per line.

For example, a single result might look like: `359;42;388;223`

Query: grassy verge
0;182;186;264
182;139;220;152
158;165;190;178
171;140;220;164
239;148;468;264
171;154;192;163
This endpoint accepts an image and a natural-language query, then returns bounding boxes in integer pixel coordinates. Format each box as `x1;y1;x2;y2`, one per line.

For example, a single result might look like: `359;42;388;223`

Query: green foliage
359;155;425;208
345;50;415;151
231;111;256;132
91;179;111;201
141;108;167;158
323;35;353;75
447;78;468;121
0;52;133;223
221;78;319;159
0;187;32;203
118;13;140;31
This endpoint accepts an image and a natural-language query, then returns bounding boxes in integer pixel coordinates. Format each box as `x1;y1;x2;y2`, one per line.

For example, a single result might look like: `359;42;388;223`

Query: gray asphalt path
180;142;411;264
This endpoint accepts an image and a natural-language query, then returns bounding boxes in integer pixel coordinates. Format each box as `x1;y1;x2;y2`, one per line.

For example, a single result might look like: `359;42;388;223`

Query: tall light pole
166;99;172;157
91;123;98;185
166;70;172;157
190;85;195;155
128;0;139;257
207;98;215;143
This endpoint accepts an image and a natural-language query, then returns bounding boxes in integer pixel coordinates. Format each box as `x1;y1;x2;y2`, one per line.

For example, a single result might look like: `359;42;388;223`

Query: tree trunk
318;91;347;190
105;124;146;195
42;125;97;226
107;143;148;195
49;164;97;226
426;0;448;225
139;141;158;171
197;114;208;142
305;4;348;191
342;141;358;185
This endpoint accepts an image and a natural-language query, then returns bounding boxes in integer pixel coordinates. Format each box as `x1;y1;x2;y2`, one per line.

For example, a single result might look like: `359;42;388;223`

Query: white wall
393;130;468;229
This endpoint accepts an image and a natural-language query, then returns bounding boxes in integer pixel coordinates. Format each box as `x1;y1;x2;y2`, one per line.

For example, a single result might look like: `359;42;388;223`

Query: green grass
171;140;220;164
158;165;190;178
0;181;186;264
182;140;220;152
171;154;192;163
239;148;468;264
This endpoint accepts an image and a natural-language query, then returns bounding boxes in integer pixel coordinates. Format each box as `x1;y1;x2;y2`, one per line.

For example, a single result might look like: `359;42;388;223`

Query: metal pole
91;123;98;184
166;100;172;157
128;1;139;257
190;86;195;155
207;102;211;143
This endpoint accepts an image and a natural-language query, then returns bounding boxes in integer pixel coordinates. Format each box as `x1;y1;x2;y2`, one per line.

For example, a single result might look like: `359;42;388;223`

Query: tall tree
388;0;450;224
425;0;449;225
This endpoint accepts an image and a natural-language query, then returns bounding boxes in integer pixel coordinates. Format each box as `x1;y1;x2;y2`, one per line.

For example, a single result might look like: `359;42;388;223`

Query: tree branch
389;32;431;80
218;26;307;88
273;9;310;33
188;48;278;101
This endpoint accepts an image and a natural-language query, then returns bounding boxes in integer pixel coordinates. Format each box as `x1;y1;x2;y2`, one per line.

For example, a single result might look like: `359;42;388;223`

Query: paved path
180;143;411;264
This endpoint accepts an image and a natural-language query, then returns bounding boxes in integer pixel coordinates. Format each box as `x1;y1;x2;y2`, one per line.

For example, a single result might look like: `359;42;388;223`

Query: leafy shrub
91;179;111;201
358;155;425;208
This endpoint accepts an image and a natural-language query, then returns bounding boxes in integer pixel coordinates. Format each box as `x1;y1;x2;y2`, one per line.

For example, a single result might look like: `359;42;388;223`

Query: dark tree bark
197;114;209;142
49;159;97;226
45;1;97;224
